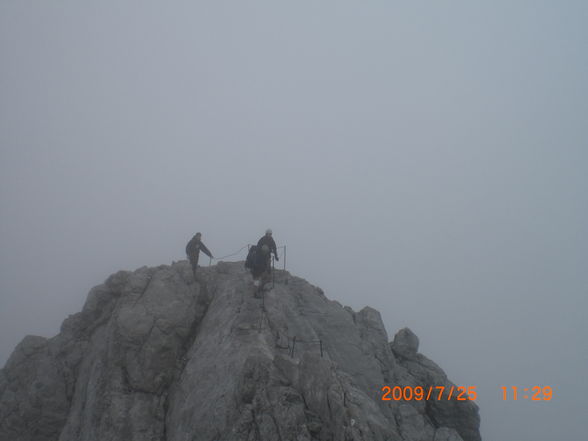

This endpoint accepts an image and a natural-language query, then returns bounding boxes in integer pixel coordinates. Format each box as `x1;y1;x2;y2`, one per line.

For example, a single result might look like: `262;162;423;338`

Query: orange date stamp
381;385;477;401
500;386;552;400
381;385;554;402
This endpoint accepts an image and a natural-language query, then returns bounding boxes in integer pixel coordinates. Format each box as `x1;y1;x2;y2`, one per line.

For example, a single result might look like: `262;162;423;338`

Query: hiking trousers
189;254;199;277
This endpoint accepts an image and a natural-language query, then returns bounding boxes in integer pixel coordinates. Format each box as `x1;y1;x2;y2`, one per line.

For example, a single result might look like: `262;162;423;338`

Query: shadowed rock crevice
0;261;480;441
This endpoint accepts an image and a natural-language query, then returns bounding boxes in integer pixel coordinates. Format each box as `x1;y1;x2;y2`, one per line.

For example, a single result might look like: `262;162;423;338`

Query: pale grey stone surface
434;427;464;441
392;328;420;358
0;261;480;441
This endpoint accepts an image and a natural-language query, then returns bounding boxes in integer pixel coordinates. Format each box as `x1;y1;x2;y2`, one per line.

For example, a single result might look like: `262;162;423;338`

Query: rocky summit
0;261;480;441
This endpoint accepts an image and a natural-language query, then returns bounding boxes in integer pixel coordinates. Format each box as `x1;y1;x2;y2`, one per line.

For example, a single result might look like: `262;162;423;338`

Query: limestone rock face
392;327;420;358
0;262;480;441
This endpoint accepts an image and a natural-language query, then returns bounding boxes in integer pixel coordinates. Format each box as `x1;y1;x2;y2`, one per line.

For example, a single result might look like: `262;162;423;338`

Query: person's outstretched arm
271;238;278;260
200;242;213;259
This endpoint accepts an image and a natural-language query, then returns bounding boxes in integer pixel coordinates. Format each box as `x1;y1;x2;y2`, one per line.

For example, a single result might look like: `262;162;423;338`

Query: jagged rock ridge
0;261;480;441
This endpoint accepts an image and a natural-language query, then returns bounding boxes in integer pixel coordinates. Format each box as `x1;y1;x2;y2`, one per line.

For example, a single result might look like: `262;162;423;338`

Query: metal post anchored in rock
272;255;275;289
288;336;323;358
290;336;297;357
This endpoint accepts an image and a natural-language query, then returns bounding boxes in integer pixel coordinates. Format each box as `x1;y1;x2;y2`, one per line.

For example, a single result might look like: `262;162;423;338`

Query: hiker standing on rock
244;229;279;290
249;244;271;288
257;228;278;271
186;232;213;277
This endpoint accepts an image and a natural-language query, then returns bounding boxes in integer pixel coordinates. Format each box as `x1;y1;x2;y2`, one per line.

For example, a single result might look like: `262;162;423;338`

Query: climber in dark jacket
186;232;213;277
257;229;278;260
250;244;271;281
256;229;278;274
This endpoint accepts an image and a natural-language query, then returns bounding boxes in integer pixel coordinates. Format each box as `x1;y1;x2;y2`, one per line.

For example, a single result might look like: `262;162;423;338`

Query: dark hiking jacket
256;235;277;258
186;236;212;260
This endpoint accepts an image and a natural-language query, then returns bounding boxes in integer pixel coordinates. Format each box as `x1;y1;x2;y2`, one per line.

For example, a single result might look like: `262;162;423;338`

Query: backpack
245;246;257;269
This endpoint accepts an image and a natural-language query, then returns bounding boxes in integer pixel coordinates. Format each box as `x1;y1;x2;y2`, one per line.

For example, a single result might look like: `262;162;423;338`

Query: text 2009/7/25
381;385;477;401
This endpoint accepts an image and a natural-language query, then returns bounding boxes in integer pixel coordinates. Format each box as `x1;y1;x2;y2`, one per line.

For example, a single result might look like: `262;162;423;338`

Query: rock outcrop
0;261;480;441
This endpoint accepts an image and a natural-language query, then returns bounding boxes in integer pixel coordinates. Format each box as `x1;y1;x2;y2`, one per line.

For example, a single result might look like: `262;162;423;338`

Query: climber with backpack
245;229;278;289
256;229;278;272
246;244;271;286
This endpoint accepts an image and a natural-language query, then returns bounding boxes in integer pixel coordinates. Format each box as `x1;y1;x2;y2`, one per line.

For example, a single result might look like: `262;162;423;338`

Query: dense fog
1;2;586;440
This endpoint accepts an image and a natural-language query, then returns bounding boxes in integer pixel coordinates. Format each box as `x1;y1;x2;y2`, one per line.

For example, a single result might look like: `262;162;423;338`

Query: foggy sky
1;2;587;440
